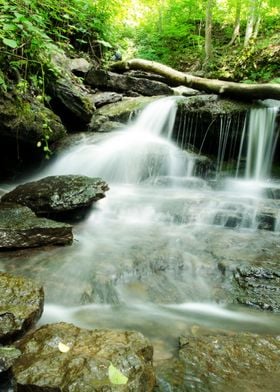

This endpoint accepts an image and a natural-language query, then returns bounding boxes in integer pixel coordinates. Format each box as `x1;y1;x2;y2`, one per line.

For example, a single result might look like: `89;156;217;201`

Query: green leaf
95;39;112;48
108;363;128;385
2;37;18;48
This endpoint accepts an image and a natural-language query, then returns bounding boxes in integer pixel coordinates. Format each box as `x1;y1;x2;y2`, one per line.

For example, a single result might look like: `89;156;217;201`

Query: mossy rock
0;272;44;344
13;322;155;391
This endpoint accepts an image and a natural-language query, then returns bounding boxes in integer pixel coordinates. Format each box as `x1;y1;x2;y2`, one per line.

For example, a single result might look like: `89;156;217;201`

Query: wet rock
179;332;280;392
98;120;124;133
0;346;21;372
89;97;155;131
173;96;251;158
214;210;244;228
123;70;170;85
172;85;202;96
68;58;92;75
13;322;155;392
0;203;73;248
2;175;109;219
86;69;174;96
265;186;280;200
0;92;67;180
88;91;123;108
0;92;66;145
0;272;44;343
48;78;94;129
233;264;280;312
256;209;276;231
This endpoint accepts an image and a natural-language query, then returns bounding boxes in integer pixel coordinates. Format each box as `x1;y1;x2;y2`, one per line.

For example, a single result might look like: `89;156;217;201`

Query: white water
2;98;280;383
44;97;194;183
236;104;279;180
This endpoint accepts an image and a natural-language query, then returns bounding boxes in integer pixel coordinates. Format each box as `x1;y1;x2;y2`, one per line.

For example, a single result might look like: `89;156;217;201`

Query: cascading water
2;97;280;391
45;97;193;183
236;104;279;180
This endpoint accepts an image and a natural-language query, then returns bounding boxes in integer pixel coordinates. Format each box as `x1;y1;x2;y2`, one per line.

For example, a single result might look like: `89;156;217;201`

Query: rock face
173;95;251;158
88;91;123;109
0;272;44;343
86;69;174;96
0;92;66;145
2;175;109;218
48;77;95;132
89;96;155;132
0;92;67;180
0;203;73;248
13;322;155;392
179;332;280;392
232;263;280;312
0;346;21;372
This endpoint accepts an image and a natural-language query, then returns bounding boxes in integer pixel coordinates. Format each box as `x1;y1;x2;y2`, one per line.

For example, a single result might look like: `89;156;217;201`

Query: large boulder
0;202;73;248
1;175;109;219
0;272;44;343
86;69;174;96
13;322;155;391
179;332;280;392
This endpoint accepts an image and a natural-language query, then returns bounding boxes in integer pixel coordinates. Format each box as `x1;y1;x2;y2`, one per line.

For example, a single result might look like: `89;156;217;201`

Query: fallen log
110;58;280;101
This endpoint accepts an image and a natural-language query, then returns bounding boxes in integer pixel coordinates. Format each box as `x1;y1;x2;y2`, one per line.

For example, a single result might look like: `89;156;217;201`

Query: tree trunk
204;0;215;63
228;0;241;46
110;58;280;101
244;0;260;47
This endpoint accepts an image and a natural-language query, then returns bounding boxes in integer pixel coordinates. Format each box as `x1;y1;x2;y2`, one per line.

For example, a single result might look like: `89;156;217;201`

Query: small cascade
3;96;280;392
46;97;193;183
236;104;279;180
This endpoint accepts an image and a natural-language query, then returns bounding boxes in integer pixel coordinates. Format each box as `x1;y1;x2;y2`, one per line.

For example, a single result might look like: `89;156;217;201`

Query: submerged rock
2;175;109;219
0;272;44;343
13;322;155;391
179;332;280;392
0;203;73;248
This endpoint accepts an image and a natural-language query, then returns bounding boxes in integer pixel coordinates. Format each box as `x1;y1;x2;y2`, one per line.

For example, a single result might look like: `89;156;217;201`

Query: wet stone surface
13;322;155;392
0;272;44;343
178;332;280;392
232;263;280;312
2;175;109;220
0;202;73;248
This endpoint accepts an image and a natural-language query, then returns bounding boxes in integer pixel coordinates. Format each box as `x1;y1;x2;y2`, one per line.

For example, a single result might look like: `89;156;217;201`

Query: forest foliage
0;0;279;93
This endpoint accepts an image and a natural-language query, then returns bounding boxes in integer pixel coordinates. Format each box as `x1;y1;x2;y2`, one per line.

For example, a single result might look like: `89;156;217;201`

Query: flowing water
1;97;280;390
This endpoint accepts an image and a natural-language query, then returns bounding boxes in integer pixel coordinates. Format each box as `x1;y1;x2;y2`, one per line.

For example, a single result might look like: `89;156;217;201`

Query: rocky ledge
13;322;155;392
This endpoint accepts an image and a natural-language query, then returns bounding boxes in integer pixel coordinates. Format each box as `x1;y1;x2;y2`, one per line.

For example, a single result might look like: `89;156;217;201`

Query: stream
1;96;280;390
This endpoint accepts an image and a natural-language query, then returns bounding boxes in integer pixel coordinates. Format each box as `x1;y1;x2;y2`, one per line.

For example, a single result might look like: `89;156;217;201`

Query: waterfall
46;97;193;183
236;104;279;180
